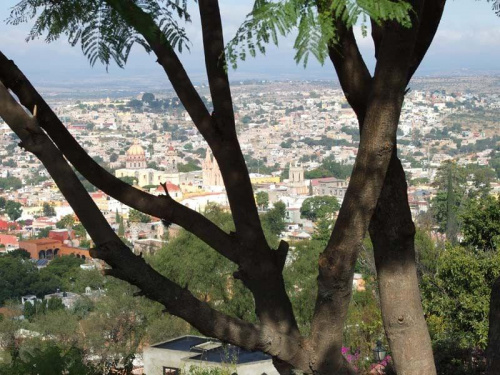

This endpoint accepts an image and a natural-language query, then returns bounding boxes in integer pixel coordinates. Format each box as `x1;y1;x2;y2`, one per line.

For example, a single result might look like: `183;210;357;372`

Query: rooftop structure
144;335;278;375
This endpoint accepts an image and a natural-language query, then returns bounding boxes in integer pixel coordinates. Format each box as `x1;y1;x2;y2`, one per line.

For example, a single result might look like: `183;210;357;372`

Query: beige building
115;141;180;187
287;163;309;195
202;150;223;187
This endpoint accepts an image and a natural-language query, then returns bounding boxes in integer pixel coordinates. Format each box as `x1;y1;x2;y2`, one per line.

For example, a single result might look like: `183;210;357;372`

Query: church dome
126;141;145;156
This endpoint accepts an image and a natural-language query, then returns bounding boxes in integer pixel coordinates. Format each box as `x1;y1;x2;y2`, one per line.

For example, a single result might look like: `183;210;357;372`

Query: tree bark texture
368;2;445;373
0;1;477;374
369;153;435;375
323;1;446;373
486;276;500;374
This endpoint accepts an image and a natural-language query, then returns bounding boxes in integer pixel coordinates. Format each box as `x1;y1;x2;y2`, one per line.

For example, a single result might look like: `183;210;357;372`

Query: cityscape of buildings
0;76;498;373
0;79;498;256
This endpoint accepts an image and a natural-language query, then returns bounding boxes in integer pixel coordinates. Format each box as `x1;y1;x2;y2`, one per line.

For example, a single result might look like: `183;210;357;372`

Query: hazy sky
0;0;499;86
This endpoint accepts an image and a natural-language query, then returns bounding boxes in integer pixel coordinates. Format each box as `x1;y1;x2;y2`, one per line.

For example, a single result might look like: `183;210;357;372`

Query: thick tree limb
104;0;267;250
198;0;267;248
103;0;215;143
366;3;445;374
198;0;235;136
0;51;237;264
198;0;300;342
0;82;118;246
310;8;424;372
322;2;442;373
0;82;310;368
407;0;447;82
369;152;436;375
318;1;372;122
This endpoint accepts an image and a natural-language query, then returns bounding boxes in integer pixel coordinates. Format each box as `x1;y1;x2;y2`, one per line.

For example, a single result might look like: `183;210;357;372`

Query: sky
0;0;499;87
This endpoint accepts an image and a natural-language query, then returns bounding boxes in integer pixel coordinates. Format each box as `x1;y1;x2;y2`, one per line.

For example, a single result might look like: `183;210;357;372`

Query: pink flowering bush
369;355;393;374
342;347;394;374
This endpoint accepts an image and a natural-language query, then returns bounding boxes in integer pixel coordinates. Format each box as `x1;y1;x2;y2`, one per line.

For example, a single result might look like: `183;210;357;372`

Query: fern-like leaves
491;0;500;16
7;0;191;68
226;0;413;69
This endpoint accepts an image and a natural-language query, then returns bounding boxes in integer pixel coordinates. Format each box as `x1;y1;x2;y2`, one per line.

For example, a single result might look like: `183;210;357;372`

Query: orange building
18;238;90;261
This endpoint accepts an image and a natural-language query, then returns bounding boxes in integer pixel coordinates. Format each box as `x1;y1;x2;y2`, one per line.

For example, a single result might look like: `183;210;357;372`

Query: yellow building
250;174;280;184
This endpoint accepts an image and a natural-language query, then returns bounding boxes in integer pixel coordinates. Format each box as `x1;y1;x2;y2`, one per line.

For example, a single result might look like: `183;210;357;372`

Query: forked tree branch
105;0;267;249
0;81;304;365
318;1;373;122
406;0;446;82
0;51;237;264
310;3;425;371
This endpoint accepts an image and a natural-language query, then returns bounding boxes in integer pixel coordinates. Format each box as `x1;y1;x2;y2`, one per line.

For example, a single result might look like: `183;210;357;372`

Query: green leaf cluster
460;195;500;252
151;204;256;322
226;0;412;68
0;254;84;305
304;156;352;179
8;0;191;68
421;245;500;349
128;208;152;223
261;201;287;241
0;342;97;375
0;177;22;190
300;195;340;222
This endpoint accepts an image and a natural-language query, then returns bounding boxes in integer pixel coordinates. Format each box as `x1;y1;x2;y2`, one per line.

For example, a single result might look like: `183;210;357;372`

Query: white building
144;336;279;375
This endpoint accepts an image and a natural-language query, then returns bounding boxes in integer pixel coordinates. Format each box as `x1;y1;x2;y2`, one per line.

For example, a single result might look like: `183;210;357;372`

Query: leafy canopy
300;195;340;222
8;0;414;69
460;195;500;252
225;0;413;68
8;0;191;68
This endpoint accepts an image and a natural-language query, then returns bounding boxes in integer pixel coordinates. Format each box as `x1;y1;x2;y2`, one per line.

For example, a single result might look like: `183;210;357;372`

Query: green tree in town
431;161;467;243
0;176;22;190
0;342;96;375
304;156;352;179
255;191;269;210
460;195;500;252
152;204;256;322
36;227;52;239
260;201;287;239
6;249;30;259
56;214;75;229
142;92;155;104
0;256;38;305
4;200;22;221
300;196;340;222
128;209;151;223
42;202;56;217
421;246;500;351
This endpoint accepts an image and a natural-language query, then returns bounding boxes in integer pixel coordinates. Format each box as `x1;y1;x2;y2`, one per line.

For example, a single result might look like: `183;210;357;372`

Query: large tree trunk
369;152;436;375
322;0;446;370
486;276;500;374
